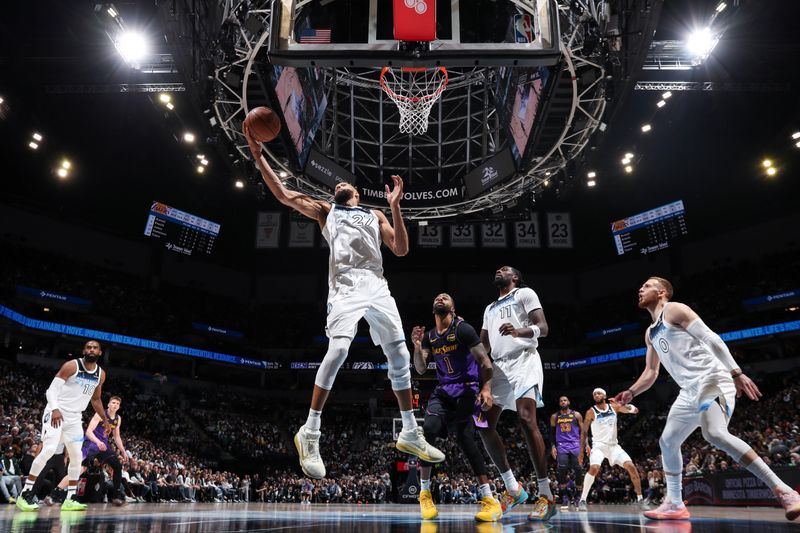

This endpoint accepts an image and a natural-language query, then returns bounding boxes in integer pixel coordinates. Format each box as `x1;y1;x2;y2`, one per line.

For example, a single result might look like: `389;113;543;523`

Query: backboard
269;0;560;67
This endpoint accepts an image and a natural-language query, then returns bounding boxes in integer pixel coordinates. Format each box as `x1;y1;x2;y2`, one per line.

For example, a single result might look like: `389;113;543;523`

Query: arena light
183;132;195;143
795;141;800;149
279;170;288;178
165;102;174;110
587;171;596;178
624;152;634;159
687;27;718;59
792;132;800;140
107;6;118;17
766;167;777;177
43;307;50;312
621;157;631;165
196;154;205;159
762;159;773;168
28;141;39;150
624;165;634;174
158;93;171;104
587;180;596;187
235;180;245;189
196;165;205;174
56;167;69;178
200;158;209;166
641;124;652;133
656;100;666;108
32;132;43;141
662;91;672;99
115;31;149;64
543;179;550;187
61;159;71;169
716;2;727;13
0;96;4;104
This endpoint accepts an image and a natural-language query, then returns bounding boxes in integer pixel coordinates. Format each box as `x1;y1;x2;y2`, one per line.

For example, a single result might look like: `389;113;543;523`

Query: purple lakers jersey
554;410;581;453
422;318;481;398
82;410;119;458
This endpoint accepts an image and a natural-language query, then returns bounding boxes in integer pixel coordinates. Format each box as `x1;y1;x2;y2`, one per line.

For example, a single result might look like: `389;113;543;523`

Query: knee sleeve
455;422;488;477
314;337;352;390
65;441;84;481
659;434;683;474
384;340;411;390
700;405;750;462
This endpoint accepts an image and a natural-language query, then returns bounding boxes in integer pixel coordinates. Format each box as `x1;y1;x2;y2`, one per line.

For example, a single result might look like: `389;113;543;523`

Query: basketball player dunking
550;396;583;508
244;125;444;479
477;266;556;521
411;293;502;522
16;340;111;512
614;277;800;521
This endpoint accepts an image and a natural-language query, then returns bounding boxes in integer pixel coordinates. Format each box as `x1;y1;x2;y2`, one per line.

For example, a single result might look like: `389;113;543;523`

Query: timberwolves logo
659;338;669;353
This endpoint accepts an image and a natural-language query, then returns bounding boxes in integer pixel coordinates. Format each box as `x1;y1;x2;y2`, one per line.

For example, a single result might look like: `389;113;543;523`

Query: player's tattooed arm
470;343;493;411
411;326;429;375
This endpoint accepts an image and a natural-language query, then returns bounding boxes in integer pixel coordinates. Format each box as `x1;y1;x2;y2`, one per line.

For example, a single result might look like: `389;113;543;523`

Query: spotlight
43;307;50;312
200;159;209;166
762;159;772;168
621;158;631;165
183;132;195;143
279;171;288;178
543;179;550;187
57;168;68;178
795;141;800;149
656;100;666;108
107;6;118;17
32;132;43;141
587;171;596;178
115;31;149;64
165;102;174;110
687;27;718;59
196;165;205;174
715;2;727;12
0;96;4;104
792;132;800;140
624;152;634;159
235;180;245;189
766;167;777;177
641;124;652;133
159;93;172;104
662;91;672;99
28;141;39;150
587;180;596;187
61;159;71;169
196;154;205;159
624;165;633;173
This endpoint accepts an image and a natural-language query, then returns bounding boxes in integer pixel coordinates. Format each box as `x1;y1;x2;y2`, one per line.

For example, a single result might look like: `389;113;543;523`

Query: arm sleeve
686;318;739;372
456;321;481;348
420;330;431;351
46;377;66;410
518;288;543;314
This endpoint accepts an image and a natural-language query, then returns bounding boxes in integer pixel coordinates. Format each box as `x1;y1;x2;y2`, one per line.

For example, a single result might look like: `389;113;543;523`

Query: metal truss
44;83;186;94
642;40;697;71
635;81;792;92
211;0;607;220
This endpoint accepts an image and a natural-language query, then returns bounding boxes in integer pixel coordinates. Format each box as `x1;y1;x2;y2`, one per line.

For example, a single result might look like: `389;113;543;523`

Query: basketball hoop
380;66;448;135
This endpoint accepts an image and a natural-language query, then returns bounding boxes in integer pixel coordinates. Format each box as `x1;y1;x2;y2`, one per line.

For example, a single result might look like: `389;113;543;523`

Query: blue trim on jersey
487;288;519;311
333;204;371;213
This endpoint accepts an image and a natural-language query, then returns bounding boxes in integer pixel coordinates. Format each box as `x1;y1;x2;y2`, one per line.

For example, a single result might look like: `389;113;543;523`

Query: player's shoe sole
395;428;445;463
60;499;88;512
644;503;691;520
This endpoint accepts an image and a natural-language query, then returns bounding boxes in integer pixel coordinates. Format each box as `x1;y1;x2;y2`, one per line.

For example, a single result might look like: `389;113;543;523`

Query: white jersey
322;205;384;285
48;359;102;415
482;287;542;360
590;404;618;446
647;302;727;390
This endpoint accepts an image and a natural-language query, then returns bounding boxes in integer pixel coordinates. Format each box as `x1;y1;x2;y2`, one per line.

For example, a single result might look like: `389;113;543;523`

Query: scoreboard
144;201;220;256
611;200;688;256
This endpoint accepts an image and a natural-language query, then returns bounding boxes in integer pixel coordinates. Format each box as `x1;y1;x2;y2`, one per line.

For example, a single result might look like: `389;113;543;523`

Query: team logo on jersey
659;338;669;353
447;333;456;342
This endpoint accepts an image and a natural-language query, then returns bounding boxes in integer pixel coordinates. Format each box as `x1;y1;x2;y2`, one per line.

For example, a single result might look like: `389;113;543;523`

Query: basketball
244;106;281;142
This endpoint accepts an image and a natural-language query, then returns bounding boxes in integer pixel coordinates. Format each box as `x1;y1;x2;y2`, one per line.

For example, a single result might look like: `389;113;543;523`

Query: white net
380;67;448;135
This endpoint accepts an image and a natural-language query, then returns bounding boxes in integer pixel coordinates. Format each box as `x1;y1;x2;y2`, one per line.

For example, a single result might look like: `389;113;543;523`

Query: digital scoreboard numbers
144;201;221;256
611;200;688;256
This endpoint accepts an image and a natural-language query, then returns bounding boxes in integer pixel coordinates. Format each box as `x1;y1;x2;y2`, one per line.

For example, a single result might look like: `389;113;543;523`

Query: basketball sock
537;477;553;500
23;478;35;492
745;457;791;493
66;486;76;501
305;409;322;432
420;479;431;491
580;474;595;501
665;472;683;505
637;494;643;502
479;483;492;499
500;470;519;494
400;410;418;431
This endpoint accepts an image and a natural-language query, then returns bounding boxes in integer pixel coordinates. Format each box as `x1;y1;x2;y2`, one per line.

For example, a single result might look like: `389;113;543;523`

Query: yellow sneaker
474;495;502;522
61;498;88;512
419;489;438;520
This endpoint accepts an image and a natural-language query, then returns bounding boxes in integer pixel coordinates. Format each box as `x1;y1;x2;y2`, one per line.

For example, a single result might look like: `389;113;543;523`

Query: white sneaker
395;427;445;463
294;425;326;479
578;500;588;512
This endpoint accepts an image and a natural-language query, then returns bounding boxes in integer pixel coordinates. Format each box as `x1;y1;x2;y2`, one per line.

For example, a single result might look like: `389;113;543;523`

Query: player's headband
592;388;606;396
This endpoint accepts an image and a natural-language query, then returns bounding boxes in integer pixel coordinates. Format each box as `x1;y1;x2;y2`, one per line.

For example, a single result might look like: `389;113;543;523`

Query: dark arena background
1;0;800;531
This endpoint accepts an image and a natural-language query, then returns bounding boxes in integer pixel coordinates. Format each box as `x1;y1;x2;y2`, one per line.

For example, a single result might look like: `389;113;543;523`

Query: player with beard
411;293;502;522
550;396;584;509
244;125;444;479
16;340;111;512
613;277;800;521
478;266;555;521
577;388;644;510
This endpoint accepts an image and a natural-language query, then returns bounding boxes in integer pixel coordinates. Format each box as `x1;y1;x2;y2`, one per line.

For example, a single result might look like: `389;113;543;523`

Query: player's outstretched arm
244;124;330;226
375;175;409;257
666;302;762;400
613;334;661;405
469;342;493;411
114;417;127;462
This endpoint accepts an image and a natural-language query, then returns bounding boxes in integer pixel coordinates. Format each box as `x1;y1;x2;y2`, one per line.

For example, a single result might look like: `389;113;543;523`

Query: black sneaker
46;487;67;506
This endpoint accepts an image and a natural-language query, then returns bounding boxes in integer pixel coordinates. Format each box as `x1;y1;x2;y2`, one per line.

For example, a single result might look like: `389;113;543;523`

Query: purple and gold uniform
82;410;119;463
421;318;486;428
554;409;582;472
